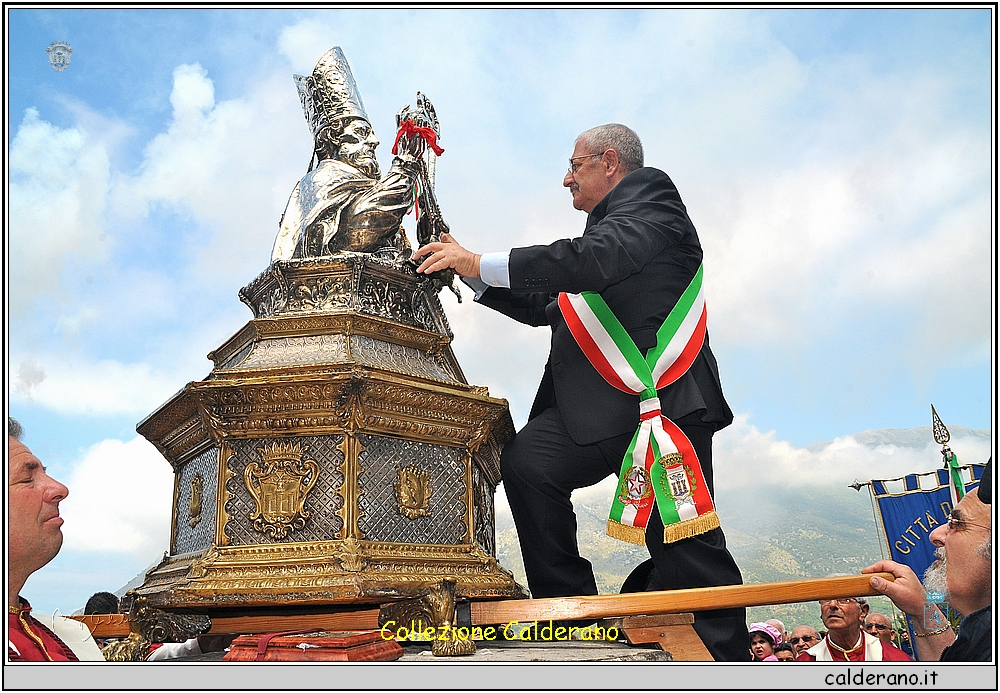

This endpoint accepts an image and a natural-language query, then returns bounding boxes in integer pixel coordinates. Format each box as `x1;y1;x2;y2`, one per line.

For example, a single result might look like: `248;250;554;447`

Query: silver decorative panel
356;434;467;544
173;447;218;555
471;462;496;557
234;334;349;370
216;340;254;371
349;335;457;382
224;435;345;545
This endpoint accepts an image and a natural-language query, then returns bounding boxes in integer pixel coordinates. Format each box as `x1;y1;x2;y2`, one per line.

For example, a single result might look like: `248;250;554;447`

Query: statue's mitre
294;46;368;138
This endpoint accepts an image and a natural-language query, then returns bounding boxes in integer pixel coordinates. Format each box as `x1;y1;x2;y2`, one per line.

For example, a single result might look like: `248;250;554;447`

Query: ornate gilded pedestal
134;253;520;610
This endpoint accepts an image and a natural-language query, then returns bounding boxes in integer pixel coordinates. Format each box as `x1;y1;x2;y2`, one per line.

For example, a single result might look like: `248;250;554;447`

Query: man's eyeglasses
819;597;860;606
945;513;990;533
865;622;890;632
567;151;607;174
789;635;818;645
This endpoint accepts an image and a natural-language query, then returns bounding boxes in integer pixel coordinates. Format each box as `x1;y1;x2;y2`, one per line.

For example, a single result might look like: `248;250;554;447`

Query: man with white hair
765;618;787;645
864;459;992;661
414;124;746;660
796;595;911;661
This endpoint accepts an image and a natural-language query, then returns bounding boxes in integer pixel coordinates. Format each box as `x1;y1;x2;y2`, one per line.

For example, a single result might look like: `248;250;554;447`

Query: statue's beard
345;150;380;178
923;547;949;597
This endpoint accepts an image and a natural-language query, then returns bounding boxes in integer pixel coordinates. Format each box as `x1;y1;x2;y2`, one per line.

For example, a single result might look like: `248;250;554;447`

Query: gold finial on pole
931;404;951;445
931;404;952;465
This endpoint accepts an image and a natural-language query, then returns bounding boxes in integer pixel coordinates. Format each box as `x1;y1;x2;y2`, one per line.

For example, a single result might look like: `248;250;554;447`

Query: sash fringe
662;510;720;544
606;520;646;546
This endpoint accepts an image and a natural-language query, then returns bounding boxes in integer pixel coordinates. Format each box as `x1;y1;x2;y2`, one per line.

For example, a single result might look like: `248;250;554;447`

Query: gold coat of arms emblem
188;474;203;528
244;441;320;539
395;464;432;519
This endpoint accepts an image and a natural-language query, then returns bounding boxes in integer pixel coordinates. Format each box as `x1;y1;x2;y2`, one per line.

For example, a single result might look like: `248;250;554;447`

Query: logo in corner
47;42;72;72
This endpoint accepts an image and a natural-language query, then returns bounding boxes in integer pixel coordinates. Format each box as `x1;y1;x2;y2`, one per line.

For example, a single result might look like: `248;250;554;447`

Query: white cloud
8;108;112;314
276;18;337;72
59;437;174;554
13;359;46;399
712;414;991;491
699;119;990;351
8;354;181;417
112;62;309;288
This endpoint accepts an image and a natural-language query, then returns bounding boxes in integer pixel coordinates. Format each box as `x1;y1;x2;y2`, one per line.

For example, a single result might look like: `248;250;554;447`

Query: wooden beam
206;609;381;635
68;614;131;638
69;574;893;639
469;573;893;625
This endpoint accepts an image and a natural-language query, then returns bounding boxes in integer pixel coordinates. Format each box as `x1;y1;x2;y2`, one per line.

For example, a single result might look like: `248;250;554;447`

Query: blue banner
869;462;984;660
871;464;984;578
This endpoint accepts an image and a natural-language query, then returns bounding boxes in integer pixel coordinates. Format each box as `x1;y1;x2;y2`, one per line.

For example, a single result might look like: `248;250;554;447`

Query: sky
5;8;995;616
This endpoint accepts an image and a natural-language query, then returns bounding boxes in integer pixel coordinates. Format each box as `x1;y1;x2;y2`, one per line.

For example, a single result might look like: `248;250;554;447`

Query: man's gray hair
9;416;23;441
578;124;644;173
976;534;991;561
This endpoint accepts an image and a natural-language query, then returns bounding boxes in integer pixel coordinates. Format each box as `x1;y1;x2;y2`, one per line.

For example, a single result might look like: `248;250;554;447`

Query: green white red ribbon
558;264;719;545
945;450;966;507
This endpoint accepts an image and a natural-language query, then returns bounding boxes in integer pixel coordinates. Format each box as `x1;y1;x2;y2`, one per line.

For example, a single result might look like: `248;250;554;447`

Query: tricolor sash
558;264;719;545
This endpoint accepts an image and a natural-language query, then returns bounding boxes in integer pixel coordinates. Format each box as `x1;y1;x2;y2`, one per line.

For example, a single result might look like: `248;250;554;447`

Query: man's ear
603;148;621;178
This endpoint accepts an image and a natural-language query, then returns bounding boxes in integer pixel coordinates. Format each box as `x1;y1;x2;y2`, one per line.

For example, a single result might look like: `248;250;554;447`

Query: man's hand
414;233;481;278
862;560;928;618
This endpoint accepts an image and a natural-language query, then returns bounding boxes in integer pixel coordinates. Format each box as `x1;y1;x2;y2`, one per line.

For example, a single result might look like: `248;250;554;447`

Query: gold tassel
606;519;646;546
663;510;720;544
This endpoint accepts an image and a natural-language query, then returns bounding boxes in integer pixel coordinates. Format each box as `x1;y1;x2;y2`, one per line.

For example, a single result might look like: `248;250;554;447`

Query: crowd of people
748;605;912;662
745;459;992;663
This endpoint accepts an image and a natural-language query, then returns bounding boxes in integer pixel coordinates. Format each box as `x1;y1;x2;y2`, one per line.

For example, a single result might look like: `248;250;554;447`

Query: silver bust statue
272;47;425;262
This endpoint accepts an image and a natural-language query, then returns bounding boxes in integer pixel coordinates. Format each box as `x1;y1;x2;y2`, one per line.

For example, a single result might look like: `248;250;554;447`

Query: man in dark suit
414;124;748;660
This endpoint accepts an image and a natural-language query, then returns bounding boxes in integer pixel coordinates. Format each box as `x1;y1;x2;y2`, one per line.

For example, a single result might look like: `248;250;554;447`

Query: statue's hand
407;134;427;159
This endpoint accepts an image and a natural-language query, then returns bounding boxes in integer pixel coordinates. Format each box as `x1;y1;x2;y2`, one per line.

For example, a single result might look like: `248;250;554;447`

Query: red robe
8;599;79;661
797;634;912;661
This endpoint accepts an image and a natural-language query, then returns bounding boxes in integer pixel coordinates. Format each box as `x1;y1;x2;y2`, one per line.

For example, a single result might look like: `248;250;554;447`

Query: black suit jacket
479;167;733;445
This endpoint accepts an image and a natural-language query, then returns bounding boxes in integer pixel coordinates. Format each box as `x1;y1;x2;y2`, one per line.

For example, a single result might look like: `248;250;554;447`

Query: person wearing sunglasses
787;625;820;657
863;459;992;661
863;612;897;645
796;594;911;661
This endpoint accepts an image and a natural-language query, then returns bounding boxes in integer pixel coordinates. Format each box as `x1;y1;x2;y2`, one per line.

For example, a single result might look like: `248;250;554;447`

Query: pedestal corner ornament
133;46;520;612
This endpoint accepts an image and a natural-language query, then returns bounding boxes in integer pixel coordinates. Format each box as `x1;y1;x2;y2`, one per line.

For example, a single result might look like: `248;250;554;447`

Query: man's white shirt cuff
479;252;511;289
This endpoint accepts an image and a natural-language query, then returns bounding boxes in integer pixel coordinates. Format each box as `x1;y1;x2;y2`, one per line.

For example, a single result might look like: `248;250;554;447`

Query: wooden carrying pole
468;573;893;625
72;573;892;637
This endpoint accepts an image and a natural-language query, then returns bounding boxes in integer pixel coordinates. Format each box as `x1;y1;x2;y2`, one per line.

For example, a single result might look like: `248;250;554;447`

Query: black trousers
501;406;750;661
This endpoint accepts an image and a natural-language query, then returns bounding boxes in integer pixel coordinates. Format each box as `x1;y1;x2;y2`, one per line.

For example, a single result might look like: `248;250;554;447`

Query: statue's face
340;119;380;178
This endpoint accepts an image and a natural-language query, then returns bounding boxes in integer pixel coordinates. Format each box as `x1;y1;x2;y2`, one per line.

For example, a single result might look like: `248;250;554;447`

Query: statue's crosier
272;47;427;260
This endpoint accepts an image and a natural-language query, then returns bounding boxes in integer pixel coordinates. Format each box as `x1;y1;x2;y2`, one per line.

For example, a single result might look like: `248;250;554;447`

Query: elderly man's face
340;119;380;178
562;138;614;213
864;613;895;643
8;437;69;578
788;625;820;655
820;597;868;636
925;488;992;616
